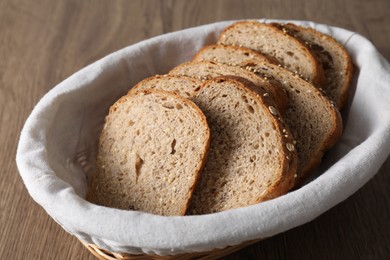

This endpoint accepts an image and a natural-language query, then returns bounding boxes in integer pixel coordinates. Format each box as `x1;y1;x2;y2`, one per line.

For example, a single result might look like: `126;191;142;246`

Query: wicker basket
16;20;390;260
81;240;261;260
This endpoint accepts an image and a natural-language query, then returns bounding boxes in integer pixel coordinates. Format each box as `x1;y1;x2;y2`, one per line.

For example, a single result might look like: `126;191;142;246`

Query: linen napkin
16;19;390;255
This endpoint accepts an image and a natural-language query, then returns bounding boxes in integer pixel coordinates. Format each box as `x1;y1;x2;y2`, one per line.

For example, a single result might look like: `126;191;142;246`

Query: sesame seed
268;106;279;116
286;143;295;152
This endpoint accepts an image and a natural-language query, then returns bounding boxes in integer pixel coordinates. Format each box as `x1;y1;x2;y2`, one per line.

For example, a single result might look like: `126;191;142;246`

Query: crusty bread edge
127;74;202;97
192;44;279;65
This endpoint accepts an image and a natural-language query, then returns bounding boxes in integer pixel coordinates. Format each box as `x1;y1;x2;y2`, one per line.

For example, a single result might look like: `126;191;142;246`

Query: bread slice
129;74;203;99
192;44;342;184
87;90;210;216
245;60;343;185
217;20;324;86
272;23;354;108
169;60;289;114
188;76;297;214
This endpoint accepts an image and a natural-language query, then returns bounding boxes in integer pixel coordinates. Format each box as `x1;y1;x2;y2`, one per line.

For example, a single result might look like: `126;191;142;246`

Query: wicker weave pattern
81;239;261;260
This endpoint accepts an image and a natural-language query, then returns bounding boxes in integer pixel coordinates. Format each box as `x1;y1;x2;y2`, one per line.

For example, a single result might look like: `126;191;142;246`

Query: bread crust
128;74;203;99
193;44;278;64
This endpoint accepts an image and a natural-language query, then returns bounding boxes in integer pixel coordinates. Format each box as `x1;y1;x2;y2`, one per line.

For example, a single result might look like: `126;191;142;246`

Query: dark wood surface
1;0;389;259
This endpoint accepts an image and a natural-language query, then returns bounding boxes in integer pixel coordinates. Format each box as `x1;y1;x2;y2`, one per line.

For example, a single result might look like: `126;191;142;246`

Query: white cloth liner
16;19;390;255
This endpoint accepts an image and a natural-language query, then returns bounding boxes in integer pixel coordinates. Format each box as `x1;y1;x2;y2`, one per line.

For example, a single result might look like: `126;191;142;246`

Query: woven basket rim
81;239;262;260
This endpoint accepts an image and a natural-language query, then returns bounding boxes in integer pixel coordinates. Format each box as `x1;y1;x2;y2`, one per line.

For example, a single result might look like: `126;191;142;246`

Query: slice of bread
244;60;343;185
273;23;354;108
169;60;289;114
188;76;297;214
217;20;324;86
129;74;202;99
192;44;342;184
87;90;210;216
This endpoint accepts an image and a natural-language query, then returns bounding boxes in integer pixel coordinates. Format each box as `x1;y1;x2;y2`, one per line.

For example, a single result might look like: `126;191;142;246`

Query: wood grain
1;0;389;259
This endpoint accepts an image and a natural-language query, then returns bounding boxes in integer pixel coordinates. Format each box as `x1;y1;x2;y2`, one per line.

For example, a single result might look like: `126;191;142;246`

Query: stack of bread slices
87;21;354;216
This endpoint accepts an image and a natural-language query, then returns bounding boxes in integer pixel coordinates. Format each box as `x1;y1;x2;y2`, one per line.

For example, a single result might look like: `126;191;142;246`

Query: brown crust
128;74;203;97
217;21;324;86
197;76;298;206
192;44;278;64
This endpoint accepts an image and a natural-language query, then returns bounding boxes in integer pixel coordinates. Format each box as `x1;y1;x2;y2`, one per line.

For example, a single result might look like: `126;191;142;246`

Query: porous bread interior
130;75;202;99
188;78;286;214
218;21;316;83
88;91;209;216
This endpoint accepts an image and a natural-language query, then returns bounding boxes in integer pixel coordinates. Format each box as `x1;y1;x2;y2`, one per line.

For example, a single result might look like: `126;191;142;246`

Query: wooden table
1;0;389;259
